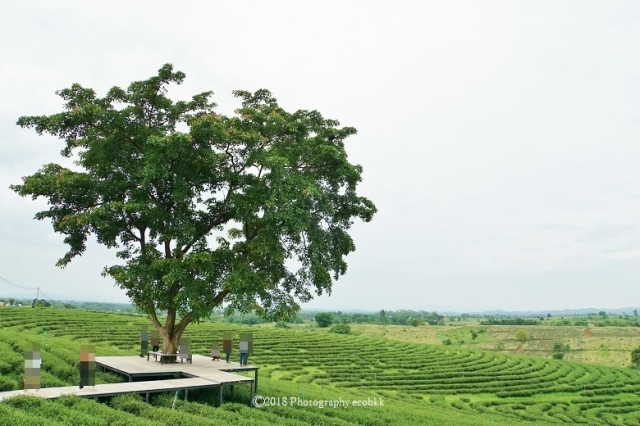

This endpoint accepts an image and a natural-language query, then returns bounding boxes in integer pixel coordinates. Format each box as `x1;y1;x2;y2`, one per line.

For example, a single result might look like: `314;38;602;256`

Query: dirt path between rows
584;328;593;338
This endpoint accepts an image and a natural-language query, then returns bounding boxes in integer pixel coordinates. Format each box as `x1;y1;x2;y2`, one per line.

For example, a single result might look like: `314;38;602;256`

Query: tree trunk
161;308;178;362
162;333;180;359
153;307;193;363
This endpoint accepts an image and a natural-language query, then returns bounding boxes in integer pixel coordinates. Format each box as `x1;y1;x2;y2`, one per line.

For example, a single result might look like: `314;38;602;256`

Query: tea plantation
2;308;640;425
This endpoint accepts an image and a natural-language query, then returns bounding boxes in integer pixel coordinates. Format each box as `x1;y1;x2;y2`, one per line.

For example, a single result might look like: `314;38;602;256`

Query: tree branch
125;229;141;243
139;226;147;258
148;308;162;330
164;239;171;258
174;312;193;337
244;221;264;241
206;289;229;310
179;188;235;256
176;290;229;336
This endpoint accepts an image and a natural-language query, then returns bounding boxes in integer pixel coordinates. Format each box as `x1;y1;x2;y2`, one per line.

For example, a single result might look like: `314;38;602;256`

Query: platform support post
254;369;258;392
219;384;223;405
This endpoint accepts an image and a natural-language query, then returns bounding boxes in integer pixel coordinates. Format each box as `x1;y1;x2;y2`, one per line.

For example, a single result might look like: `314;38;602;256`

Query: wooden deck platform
96;354;257;382
0;354;257;405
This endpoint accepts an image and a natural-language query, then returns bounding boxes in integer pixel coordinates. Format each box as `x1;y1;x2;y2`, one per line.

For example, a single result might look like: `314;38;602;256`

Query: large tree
11;64;376;355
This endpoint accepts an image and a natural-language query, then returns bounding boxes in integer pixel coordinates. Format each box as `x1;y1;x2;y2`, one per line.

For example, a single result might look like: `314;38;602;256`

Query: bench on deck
148;352;179;364
147;351;193;364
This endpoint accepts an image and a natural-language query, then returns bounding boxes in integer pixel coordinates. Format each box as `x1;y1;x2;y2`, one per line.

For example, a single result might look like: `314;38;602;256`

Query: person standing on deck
79;345;96;390
223;331;233;363
151;329;160;352
24;342;41;393
239;332;250;366
140;325;148;358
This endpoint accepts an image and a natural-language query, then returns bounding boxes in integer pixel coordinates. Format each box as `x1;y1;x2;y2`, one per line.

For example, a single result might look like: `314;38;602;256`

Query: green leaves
12;63;376;335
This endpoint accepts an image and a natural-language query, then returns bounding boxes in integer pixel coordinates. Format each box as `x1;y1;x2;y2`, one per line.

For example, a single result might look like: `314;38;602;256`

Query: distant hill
440;308;640;316
0;291;128;304
301;308;375;314
302;307;640;317
2;293;637;318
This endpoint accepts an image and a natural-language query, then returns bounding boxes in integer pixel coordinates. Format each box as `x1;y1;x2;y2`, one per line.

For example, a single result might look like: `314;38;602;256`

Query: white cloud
1;1;640;310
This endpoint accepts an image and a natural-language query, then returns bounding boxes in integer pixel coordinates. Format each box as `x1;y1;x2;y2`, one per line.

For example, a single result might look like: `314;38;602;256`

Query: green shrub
109;393;146;416
0;376;17;391
409;318;423;327
631;347;640;368
294;375;314;383
515;330;528;342
315;313;333;328
330;324;351;334
429;395;445;404
2;395;46;410
553;342;570;353
278;373;295;381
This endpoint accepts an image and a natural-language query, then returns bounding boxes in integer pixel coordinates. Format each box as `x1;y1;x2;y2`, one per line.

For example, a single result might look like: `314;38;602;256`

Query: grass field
3;308;640;424
348;322;640;369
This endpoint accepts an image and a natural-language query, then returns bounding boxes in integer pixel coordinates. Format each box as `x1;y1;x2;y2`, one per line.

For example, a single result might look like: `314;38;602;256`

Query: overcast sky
2;1;640;312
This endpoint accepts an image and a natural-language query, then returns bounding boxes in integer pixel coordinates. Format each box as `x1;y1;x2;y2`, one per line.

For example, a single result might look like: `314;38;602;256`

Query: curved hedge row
3;307;640;424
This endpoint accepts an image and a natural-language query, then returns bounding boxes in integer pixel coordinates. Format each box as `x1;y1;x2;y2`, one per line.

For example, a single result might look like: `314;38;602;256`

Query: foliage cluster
314;312;333;328
11;64;376;354
329;324;351;334
515;330;529;342
631;347;640;368
305;309;444;326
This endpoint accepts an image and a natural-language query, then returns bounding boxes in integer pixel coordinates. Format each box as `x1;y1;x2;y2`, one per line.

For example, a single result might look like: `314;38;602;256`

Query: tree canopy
11;64;376;353
314;312;334;328
632;347;640;368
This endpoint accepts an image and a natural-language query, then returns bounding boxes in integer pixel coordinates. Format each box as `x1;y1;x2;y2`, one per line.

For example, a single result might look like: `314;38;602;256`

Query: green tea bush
429;395;445;404
329;324;351;334
0;376;17;391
